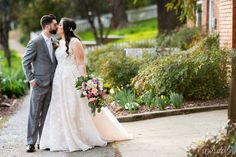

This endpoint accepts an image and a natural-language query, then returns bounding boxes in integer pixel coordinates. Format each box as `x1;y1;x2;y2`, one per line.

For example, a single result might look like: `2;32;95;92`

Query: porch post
229;0;236;122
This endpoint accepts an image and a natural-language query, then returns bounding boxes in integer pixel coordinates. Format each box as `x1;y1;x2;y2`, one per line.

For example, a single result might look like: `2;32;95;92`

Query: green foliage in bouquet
75;75;92;89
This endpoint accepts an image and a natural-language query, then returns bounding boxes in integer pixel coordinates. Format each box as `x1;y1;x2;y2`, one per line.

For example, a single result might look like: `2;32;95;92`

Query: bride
39;17;132;152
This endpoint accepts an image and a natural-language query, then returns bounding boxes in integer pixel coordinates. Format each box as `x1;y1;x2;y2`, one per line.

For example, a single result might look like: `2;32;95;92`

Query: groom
22;14;58;152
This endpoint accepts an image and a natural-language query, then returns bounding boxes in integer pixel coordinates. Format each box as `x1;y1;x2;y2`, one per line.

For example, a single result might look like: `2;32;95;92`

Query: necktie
47;39;53;62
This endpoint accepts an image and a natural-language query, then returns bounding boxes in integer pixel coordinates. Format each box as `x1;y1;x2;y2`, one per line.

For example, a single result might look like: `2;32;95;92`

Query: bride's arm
70;38;87;76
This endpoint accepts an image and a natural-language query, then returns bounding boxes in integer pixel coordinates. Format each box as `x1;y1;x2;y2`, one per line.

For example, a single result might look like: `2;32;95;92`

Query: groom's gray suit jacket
23;34;57;86
22;34;57;145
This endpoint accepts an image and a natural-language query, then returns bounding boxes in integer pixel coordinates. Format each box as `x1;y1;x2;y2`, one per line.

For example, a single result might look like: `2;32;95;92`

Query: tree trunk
0;12;11;67
73;0;110;45
157;0;182;33
97;12;105;43
87;14;101;45
3;44;11;67
110;0;128;29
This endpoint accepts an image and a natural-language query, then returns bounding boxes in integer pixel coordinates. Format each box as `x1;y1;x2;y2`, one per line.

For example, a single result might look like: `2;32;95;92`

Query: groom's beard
50;29;57;35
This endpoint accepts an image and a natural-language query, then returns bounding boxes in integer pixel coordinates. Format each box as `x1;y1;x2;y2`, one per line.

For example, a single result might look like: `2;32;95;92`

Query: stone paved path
9;39;25;57
118;110;228;157
0;95;117;157
0;95;228;157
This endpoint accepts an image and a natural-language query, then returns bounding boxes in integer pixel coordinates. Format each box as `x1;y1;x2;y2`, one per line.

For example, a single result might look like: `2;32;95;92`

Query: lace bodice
55;39;77;66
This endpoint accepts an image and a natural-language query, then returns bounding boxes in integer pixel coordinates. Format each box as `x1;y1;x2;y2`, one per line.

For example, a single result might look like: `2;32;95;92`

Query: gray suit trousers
27;85;52;145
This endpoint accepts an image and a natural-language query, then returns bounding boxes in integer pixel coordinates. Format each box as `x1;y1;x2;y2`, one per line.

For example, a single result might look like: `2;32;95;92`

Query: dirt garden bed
107;98;228;117
0;97;24;128
0;97;228;127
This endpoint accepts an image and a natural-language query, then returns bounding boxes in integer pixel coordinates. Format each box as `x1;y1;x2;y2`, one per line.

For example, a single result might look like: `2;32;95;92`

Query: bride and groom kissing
22;14;132;153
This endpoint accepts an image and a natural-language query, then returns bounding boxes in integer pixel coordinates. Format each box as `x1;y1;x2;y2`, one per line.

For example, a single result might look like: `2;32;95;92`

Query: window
196;0;202;27
208;0;216;32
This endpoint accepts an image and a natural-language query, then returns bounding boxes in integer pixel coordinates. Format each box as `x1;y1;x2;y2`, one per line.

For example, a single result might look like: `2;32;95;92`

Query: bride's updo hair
61;17;80;55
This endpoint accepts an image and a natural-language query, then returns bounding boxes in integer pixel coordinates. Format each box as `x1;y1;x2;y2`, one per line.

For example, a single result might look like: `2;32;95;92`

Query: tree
71;0;111;45
166;0;197;22
133;0;196;32
0;0;17;67
126;0;156;9
132;0;183;32
109;0;128;29
157;0;183;32
18;0;72;39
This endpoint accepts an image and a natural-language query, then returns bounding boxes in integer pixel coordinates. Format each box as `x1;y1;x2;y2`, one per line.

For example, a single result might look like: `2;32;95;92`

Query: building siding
219;0;233;48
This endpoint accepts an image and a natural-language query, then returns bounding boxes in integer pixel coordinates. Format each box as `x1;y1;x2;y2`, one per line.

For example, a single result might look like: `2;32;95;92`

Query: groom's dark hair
40;14;56;29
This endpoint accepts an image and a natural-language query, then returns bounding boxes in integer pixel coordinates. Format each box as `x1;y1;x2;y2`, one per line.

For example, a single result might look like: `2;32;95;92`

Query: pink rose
91;88;98;95
87;93;93;99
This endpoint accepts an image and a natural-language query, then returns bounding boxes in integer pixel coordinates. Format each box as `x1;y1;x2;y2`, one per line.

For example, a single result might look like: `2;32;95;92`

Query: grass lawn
78;18;158;42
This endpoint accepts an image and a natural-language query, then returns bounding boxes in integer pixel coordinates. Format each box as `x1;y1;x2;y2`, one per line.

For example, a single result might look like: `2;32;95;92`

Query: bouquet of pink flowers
75;75;107;116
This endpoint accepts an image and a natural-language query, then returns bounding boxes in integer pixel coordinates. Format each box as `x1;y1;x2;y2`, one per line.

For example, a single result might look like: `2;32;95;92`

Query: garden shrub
87;45;117;74
132;34;229;100
157;27;202;50
87;45;145;88
0;50;28;98
187;122;236;157
98;52;140;88
1;70;27;98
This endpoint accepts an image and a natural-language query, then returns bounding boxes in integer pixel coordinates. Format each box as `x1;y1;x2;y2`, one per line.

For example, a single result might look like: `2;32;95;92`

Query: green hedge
88;46;141;88
132;34;229;100
156;27;202;50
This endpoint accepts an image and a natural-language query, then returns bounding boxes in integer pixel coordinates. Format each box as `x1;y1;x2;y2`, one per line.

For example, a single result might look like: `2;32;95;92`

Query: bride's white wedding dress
40;39;132;152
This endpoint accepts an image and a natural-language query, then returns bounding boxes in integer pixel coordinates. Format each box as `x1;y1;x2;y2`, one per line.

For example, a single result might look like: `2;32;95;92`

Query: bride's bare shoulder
70;37;84;53
70;37;81;45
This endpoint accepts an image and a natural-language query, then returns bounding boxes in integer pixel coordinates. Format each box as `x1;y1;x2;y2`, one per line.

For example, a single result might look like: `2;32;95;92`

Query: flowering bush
75;75;107;116
132;35;229;100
